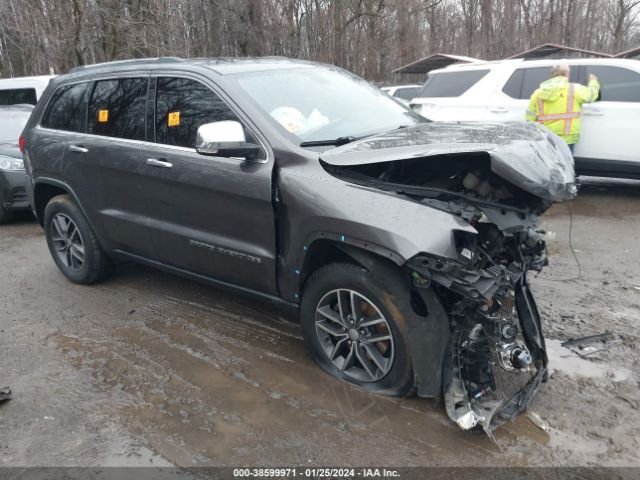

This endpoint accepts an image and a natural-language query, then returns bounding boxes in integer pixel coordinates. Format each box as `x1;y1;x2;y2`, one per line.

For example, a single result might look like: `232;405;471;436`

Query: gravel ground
0;177;638;467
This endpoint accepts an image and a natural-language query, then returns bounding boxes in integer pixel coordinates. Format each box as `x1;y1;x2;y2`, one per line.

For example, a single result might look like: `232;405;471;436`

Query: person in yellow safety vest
525;63;600;154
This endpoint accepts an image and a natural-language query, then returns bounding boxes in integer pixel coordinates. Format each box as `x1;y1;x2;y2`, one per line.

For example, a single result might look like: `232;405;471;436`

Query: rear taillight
19;135;26;153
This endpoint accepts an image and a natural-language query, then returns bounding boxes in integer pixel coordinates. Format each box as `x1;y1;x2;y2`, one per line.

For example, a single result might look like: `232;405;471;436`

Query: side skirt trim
112;249;299;316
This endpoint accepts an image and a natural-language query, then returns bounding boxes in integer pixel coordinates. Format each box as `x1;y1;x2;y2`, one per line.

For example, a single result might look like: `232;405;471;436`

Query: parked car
381;84;422;104
22;57;575;432
0;75;55;106
410;58;640;179
0;104;34;223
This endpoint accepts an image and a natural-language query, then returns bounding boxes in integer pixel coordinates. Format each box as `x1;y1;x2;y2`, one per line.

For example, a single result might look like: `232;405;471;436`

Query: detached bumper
0;170;29;211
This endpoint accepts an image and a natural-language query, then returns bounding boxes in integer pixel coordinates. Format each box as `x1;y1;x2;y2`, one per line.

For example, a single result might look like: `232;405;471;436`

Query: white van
410;58;640;179
0;75;55;106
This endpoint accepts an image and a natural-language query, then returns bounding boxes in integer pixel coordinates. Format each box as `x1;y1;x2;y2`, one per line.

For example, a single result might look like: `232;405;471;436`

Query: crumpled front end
406;214;549;435
320;125;574;434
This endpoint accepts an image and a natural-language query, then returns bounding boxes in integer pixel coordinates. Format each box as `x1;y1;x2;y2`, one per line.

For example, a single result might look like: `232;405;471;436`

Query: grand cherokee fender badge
189;240;262;264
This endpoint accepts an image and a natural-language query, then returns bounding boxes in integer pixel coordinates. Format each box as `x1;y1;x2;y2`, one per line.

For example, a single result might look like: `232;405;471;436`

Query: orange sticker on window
168;111;180;127
98;109;109;123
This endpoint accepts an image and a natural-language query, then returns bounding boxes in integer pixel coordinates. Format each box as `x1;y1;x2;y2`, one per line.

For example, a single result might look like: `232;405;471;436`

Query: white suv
381;84;423;105
410;58;640;178
0;75;55;106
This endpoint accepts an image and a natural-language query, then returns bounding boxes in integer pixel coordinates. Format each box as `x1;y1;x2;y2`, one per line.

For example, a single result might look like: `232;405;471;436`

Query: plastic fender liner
515;275;548;369
410;287;450;398
335;243;450;398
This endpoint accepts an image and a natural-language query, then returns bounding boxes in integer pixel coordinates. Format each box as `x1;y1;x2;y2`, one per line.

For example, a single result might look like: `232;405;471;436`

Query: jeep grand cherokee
21;57;576;433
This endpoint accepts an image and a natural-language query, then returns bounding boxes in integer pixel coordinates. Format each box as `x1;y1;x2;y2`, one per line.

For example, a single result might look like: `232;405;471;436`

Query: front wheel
300;262;414;396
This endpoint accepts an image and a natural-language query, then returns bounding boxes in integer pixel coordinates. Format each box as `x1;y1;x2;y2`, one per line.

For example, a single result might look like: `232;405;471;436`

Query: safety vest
525;76;600;145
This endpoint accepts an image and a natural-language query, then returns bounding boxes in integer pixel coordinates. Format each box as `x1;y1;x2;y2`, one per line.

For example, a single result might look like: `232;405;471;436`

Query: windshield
232;67;425;146
0;109;31;143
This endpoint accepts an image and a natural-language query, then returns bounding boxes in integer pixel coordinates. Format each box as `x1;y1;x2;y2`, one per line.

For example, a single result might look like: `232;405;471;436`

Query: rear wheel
44;194;112;284
300;262;414;396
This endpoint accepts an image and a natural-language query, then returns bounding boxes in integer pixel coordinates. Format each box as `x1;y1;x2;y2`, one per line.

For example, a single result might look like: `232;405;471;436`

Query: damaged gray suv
21;57;576;433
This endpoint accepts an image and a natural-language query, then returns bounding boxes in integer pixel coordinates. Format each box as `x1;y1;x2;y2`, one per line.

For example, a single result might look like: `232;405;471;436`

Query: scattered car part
562;332;617;358
0;386;11;402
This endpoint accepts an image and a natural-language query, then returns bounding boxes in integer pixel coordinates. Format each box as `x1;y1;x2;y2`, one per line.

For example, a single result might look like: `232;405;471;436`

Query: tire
300;262;414;396
44;194;112;284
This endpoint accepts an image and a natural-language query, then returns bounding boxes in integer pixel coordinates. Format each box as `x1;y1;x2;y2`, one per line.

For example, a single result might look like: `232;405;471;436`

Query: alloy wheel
314;289;394;382
50;213;85;272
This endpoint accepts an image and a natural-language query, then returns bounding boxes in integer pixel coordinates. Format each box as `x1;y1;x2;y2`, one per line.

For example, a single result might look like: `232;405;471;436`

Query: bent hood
320;122;576;202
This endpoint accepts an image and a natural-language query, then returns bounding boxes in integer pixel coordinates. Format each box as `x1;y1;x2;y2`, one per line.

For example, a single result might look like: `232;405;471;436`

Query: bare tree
0;0;638;81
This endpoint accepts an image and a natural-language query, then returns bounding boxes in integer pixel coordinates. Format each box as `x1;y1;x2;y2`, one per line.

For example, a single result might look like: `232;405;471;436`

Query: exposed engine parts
323;144;566;434
400;172;550;434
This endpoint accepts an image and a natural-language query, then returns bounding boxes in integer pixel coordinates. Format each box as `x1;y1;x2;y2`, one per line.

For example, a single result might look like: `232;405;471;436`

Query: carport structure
506;43;614;59
615;46;640;59
392;43;639;82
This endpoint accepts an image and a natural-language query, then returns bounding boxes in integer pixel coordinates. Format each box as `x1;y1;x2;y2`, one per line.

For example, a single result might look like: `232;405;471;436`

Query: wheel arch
297;236;451;400
33;178;85;228
298;236;405;297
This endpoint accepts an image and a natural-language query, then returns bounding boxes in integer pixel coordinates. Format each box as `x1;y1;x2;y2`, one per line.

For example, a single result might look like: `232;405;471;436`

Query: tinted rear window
394;87;421;100
0;88;37;106
583;65;640;102
41;83;88;132
503;67;581;99
418;70;489;97
88;78;148;140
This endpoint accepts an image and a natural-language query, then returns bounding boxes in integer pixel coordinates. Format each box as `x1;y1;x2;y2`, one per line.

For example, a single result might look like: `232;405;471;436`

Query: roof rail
69;57;184;74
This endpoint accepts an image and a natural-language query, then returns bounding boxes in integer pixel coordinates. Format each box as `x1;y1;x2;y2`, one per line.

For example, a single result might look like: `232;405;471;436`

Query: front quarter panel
276;158;476;301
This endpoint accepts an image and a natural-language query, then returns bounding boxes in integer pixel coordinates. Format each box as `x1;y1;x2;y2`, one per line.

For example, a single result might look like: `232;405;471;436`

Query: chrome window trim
36;71;271;164
34;125;270;163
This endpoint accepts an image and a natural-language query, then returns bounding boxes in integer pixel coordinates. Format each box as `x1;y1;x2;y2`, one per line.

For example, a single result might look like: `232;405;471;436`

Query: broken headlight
453;230;478;266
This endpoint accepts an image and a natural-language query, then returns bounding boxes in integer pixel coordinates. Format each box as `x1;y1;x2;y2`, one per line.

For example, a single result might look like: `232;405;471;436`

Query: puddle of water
56;321;503;466
546;339;632;382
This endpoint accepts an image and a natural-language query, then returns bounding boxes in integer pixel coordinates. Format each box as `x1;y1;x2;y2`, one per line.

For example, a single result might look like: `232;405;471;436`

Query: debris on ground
526;411;550;432
0;386;12;402
561;332;618;358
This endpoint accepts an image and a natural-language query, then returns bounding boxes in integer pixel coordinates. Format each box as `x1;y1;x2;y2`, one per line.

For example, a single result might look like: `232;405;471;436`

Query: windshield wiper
300;136;356;148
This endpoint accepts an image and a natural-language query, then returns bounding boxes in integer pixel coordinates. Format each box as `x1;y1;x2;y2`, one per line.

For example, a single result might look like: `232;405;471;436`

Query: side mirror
196;120;261;160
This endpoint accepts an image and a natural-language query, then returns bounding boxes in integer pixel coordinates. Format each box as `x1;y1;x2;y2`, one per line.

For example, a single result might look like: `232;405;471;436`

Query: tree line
1;0;639;82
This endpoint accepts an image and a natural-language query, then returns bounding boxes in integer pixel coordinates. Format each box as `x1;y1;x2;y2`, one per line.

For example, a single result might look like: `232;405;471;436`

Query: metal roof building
506;43;614;59
392;43;639;82
614;46;640;59
392;53;481;75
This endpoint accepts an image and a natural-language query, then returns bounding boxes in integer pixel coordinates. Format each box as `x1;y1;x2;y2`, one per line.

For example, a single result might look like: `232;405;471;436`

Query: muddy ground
1;177;639;468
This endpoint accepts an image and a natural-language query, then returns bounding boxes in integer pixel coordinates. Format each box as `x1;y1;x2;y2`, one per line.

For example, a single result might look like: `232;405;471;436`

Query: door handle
489;107;508;113
146;158;173;169
69;145;88;153
582;109;604;116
